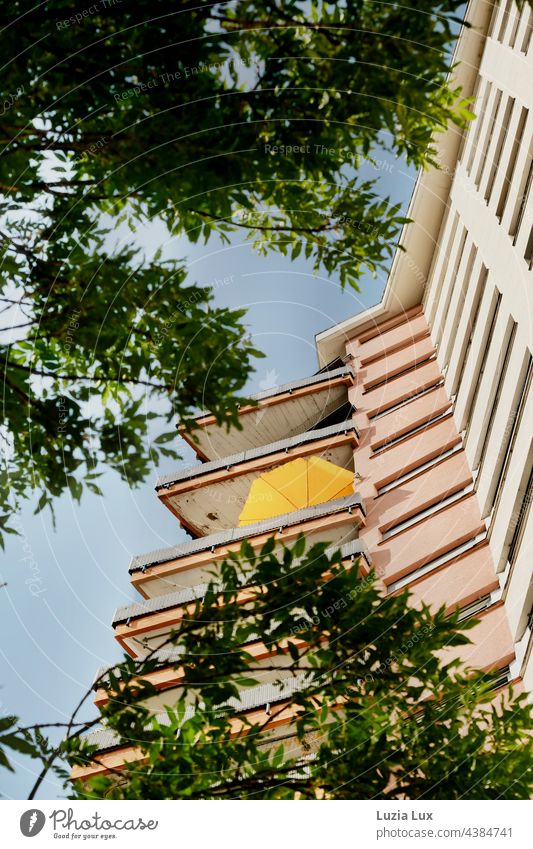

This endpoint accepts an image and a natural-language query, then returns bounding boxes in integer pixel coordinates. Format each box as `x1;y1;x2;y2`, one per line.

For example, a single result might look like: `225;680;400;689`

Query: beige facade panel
315;0;532;697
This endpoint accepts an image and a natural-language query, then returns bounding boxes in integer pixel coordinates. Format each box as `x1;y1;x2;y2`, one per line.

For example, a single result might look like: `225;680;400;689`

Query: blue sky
0;150;417;799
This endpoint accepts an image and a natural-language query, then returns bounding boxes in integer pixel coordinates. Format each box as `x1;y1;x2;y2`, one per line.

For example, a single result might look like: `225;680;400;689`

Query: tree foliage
0;0;473;541
4;539;530;800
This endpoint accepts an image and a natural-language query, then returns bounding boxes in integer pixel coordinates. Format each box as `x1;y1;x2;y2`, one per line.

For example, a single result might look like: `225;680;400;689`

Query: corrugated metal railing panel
92;647;185;687
156;420;358;489
84;675;312;753
192;366;353;419
129;492;364;573
117;539;369;626
114;585;210;626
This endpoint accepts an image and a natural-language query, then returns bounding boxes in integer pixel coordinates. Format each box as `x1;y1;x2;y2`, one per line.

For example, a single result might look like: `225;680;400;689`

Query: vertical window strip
527;600;533;632
451;262;486;397
488;0;501;38
435;229;468;346
458;75;482;164
522;5;533;52
496;106;528;221
485;96;515;203
441;242;477;368
424;209;459;321
510;155;533;241
463;289;502;434
508;2;522;46
497;0;513;41
475;321;517;479
524;226;533;268
490;355;532;516
475;89;503;188
466;80;492;175
507;464;533;566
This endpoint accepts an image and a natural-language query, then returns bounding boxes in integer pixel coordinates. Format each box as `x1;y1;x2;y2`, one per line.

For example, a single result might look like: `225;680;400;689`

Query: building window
441;243;477;368
389;532;487;592
461;288;502;431
466;80;492;176
522;5;533;53
508;2;522;47
425;210;459;322
510;155;533;241
507;464;533;566
368;378;442;423
435;229;468;346
527;602;533;633
363;353;435;395
489;354;532;516
475;89;503;188
496;106;528;221
524;226;533;268
456;593;493;622
488;0;502;38
474;320;517;479
381;485;473;541
485;96;515;203
497;0;513;42
450;261;486;397
371;409;448;455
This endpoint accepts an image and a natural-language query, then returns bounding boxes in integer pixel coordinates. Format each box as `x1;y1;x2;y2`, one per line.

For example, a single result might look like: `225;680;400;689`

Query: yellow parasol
238;456;354;526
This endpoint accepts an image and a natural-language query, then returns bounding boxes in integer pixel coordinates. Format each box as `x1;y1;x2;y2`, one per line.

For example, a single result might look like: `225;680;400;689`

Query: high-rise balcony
73;676;316;781
156;421;360;536
116;538;369;658
129;493;366;598
180;364;355;461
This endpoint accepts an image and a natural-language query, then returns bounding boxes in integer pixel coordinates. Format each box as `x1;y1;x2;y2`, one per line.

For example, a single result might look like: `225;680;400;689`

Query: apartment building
73;0;533;780
317;0;533;686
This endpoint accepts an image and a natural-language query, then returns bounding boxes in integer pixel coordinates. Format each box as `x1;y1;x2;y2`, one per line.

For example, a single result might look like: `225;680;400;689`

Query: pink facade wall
369;386;452;452
407;545;499;613
347;305;515;677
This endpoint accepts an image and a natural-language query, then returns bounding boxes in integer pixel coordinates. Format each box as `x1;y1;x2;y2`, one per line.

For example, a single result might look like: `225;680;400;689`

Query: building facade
73;0;533;780
316;0;533;692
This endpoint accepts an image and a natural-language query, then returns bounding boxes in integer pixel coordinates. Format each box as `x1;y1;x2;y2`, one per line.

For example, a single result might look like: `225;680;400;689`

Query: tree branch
0;320;36;331
192;208;334;234
6;361;173;392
